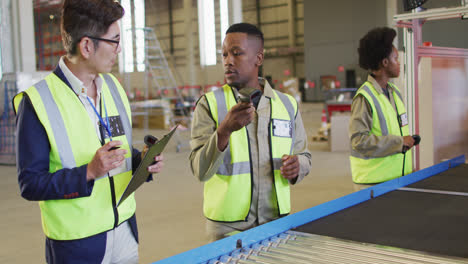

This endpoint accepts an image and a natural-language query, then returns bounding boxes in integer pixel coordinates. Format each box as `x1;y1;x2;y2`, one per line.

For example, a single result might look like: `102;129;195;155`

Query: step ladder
133;27;191;152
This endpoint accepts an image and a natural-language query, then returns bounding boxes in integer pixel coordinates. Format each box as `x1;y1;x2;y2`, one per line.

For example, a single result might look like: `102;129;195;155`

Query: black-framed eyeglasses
86;36;120;51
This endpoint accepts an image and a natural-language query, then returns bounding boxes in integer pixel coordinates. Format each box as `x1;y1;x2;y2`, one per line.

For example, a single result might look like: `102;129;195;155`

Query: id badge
272;119;292;138
94;160;127;180
400;113;408;127
108;161;127;177
100;115;125;139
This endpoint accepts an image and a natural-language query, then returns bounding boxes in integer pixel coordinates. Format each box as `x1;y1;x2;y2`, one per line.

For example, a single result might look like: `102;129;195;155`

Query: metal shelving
33;0;63;71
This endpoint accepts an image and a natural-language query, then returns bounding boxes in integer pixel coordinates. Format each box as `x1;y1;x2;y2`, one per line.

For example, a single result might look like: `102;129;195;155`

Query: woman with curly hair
349;27;416;186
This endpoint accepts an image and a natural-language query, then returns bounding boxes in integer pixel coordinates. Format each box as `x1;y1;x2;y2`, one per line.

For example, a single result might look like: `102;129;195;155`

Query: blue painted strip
449;155;465;168
152;155;465;264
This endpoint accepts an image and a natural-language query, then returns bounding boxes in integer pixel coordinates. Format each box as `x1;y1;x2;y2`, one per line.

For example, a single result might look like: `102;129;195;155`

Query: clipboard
117;125;178;206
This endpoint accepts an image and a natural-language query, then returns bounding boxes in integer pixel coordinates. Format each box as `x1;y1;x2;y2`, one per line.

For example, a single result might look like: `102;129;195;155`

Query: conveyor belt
294;163;468;258
153;156;467;264
294;190;468;258
210;231;467;264
406;164;468;192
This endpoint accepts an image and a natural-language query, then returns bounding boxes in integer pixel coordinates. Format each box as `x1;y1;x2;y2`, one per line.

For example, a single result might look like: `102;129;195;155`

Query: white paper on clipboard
117;125;178;206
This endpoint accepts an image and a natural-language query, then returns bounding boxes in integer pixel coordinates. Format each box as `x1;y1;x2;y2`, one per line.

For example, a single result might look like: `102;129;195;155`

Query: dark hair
61;0;124;55
358;27;396;71
226;23;264;48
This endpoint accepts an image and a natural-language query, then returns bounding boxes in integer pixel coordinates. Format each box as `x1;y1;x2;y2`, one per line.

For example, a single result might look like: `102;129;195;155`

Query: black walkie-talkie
144;135;158;146
402;135;421;153
144;135;159;165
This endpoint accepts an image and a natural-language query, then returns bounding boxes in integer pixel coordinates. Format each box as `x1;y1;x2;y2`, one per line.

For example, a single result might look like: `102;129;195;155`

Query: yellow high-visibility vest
204;84;297;221
350;81;412;184
13;73;135;240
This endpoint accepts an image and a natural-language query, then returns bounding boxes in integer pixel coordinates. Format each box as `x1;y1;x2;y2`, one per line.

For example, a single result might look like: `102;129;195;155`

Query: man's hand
147;154;164;174
87;141;127;181
402;135;415;152
280;154;300;180
217;102;255;150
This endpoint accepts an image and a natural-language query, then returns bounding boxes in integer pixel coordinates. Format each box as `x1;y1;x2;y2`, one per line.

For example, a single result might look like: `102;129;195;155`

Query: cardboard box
281;77;301;103
132;108;171;129
131;100;171;129
329;112;351;152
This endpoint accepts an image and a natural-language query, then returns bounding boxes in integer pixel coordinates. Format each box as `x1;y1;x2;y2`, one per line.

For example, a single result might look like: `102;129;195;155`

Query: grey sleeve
349;95;403;158
189;96;227;182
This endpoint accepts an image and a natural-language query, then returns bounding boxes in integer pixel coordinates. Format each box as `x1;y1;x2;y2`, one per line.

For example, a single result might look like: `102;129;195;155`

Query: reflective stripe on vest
204;85;297;221
213;88;251;175
32;78;135;172
361;85;389;136
350;82;412;183
103;74;133;149
35;79;77;168
13;73;136;240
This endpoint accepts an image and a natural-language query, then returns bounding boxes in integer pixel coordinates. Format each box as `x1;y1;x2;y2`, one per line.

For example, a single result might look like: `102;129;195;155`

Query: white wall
419;56;468;168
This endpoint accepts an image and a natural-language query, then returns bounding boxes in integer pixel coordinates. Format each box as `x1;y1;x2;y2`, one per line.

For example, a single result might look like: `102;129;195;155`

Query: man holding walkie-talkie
190;23;311;241
349;27;421;187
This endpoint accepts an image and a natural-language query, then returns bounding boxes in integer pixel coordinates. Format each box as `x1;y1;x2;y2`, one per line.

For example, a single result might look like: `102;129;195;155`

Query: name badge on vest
99;115;128;178
399;113;408;127
272;119;292;138
108;161;128;177
100;115;125;139
94;162;127;179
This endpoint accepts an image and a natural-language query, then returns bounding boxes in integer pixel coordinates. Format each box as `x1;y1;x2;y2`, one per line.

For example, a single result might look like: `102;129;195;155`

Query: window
0;9;2;80
134;0;145;72
219;0;229;45
0;42;2;81
198;0;216;66
120;0;145;73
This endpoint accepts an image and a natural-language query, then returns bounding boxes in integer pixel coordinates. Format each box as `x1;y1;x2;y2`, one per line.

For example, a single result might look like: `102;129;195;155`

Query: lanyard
86;95;113;141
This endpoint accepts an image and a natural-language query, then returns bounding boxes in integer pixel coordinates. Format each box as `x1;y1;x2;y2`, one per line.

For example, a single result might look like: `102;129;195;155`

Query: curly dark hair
226;23;264;48
61;0;124;55
358;27;396;71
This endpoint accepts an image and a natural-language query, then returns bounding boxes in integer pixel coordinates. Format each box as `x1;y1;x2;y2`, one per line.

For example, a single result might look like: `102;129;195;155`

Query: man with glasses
13;0;163;263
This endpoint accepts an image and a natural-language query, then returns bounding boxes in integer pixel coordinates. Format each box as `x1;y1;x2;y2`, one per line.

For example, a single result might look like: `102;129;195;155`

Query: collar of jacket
367;74;395;95
232;77;276;100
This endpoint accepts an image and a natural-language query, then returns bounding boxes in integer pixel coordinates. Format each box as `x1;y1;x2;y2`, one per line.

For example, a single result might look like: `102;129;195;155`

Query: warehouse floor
0;102;355;263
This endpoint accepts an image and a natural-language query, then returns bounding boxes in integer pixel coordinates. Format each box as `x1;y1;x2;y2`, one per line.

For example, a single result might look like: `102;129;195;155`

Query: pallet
311;134;328;142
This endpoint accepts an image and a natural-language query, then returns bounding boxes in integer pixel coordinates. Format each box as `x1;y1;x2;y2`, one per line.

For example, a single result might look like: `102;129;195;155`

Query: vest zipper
393;94;406;177
268;100;283;217
99;100;119;228
232;87;253;222
244;125;254;222
109;176;119;228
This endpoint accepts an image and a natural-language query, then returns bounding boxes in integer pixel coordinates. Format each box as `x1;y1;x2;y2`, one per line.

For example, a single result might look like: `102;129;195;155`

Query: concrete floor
0;102;356;263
